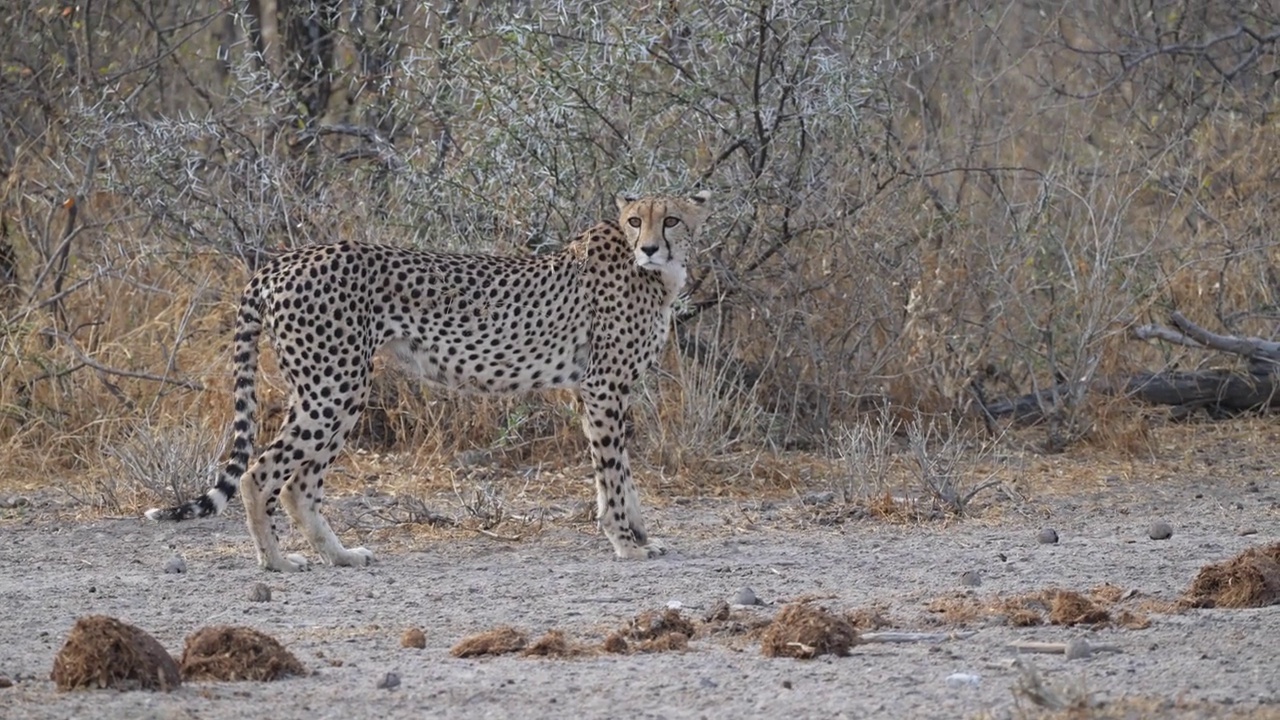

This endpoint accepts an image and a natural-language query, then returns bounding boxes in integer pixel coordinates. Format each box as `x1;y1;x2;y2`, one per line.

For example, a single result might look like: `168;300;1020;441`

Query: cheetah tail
145;280;265;523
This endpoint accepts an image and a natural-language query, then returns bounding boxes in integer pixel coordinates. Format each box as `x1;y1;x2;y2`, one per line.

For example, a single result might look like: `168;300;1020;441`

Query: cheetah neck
653;264;687;306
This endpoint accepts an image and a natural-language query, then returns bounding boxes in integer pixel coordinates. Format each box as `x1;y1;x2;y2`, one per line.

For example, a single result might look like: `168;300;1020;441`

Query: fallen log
980;312;1280;424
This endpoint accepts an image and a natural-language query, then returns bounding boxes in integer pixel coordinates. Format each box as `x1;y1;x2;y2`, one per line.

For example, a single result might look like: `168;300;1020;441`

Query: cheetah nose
639;245;659;257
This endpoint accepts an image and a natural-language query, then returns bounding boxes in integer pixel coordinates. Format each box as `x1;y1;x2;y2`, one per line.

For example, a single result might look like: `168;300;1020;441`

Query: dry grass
6;0;1280;519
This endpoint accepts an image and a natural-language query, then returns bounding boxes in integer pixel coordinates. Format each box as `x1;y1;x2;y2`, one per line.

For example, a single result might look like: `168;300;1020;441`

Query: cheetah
146;190;712;571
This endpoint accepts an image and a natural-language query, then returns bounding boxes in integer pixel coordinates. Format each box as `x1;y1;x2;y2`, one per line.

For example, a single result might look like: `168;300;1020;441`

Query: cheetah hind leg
239;454;313;572
280;458;374;567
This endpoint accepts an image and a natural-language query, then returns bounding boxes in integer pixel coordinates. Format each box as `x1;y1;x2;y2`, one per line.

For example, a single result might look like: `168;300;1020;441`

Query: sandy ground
0;469;1278;720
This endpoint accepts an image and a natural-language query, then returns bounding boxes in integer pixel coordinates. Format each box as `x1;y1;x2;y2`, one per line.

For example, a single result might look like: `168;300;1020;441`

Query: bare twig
41;329;205;391
861;630;977;644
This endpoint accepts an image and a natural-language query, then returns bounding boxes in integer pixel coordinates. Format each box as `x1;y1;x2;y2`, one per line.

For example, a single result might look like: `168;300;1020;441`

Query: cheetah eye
628;217;642;228
663;217;680;228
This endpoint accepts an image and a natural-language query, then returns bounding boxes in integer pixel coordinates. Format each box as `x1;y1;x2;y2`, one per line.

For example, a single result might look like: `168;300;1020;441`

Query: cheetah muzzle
145;191;713;571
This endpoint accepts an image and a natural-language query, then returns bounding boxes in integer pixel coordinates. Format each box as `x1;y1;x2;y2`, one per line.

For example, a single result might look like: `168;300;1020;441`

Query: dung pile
1181;543;1280;609
50;615;181;692
760;603;859;659
179;625;306;681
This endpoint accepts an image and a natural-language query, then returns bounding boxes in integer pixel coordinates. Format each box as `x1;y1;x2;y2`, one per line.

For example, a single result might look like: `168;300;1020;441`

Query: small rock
376;672;400;690
801;491;836;506
959;570;982;587
247;583;272;602
0;675;13;688
400;628;426;649
699;677;718;688
163;555;187;574
1064;637;1092;660
1148;520;1173;541
730;586;759;606
1037;528;1059;545
781;680;793;690
945;672;981;688
1238;528;1258;537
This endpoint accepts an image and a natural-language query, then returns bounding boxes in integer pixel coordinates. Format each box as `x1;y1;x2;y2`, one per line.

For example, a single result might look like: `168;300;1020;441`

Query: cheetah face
615;190;712;273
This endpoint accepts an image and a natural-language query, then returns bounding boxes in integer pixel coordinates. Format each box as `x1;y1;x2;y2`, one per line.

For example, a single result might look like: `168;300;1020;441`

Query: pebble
945;672;981;688
247;583;272;602
376;672;400;690
1037;528;1059;544
1148;520;1173;541
400;628;426;649
959;570;982;587
163;555;187;574
0;675;12;688
730;586;760;606
1065;637;1092;660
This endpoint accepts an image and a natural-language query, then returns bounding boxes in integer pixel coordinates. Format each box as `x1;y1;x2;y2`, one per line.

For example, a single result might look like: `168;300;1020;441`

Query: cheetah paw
335;546;374;567
262;553;311;572
615;540;667;560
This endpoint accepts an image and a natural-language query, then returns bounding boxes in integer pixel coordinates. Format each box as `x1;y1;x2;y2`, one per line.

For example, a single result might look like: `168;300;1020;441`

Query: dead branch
983;312;1280;425
42;329;204;392
1008;639;1121;657
860;630;977;644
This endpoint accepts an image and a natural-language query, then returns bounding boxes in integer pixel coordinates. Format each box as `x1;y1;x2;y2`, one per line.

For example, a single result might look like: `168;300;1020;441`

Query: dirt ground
1;433;1279;719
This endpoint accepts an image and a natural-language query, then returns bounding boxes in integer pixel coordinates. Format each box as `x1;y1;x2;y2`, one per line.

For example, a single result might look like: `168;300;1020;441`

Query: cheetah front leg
579;382;665;559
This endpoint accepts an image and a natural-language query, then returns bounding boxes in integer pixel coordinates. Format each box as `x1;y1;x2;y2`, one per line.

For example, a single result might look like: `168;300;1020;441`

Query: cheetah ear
615;193;638;212
687;189;712;205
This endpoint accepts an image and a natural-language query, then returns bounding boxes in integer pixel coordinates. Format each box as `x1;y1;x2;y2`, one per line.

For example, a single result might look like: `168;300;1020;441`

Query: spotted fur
146;191;712;571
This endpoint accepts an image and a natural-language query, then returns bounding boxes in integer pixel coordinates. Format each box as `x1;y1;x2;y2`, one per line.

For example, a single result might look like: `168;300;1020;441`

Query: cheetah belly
383;308;591;394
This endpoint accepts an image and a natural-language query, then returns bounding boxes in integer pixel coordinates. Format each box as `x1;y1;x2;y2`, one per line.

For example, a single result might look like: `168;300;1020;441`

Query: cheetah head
615;190;712;277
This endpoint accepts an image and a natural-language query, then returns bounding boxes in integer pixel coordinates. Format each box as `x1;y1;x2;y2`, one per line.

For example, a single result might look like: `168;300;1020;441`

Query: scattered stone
0;675;11;688
959;570;982;587
1037;528;1059;545
0;495;30;509
179;625;306;681
760;603;859;659
730;586;760;606
1239;528;1259;537
450;627;527;658
163;556;187;574
945;672;981;688
400;628;426;649
247;583;271;603
1148;521;1173;541
51;615;181;692
1064;637;1092;660
1181;543;1280;609
376;672;400;690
